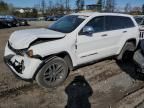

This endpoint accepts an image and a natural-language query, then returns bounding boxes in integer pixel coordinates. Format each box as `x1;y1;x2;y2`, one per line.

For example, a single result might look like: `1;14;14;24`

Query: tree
130;6;142;15
80;0;85;10
58;0;65;14
65;0;69;10
49;0;53;10
97;0;103;12
41;0;46;16
0;1;9;14
124;3;131;13
32;8;38;17
105;0;115;12
76;0;85;11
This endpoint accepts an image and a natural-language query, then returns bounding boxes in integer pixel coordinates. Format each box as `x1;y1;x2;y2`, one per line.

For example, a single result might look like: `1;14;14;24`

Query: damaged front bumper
4;43;42;80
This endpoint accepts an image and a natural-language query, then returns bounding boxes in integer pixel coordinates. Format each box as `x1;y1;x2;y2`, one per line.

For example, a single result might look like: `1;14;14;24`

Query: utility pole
96;0;103;12
41;0;46;16
65;0;69;12
124;3;131;13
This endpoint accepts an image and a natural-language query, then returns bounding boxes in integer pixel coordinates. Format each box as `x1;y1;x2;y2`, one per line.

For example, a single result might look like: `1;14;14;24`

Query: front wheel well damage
54;52;73;71
33;52;73;80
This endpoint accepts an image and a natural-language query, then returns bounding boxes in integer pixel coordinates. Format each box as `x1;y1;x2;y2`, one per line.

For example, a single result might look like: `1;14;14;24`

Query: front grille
8;41;26;56
140;30;144;40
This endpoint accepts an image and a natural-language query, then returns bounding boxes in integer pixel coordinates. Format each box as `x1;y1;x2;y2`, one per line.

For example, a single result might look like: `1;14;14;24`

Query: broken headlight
26;50;33;57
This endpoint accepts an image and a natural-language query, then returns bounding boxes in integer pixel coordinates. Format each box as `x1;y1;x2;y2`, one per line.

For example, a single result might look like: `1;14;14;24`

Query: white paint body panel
9;28;66;49
4;44;42;79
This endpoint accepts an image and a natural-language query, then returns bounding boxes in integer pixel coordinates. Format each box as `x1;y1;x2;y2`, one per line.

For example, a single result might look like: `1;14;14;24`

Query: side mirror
82;26;95;35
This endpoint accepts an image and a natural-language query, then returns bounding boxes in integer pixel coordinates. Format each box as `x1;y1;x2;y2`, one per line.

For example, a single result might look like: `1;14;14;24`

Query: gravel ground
0;21;144;108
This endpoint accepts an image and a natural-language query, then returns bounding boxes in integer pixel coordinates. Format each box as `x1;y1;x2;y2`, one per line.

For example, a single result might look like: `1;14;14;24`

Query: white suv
4;13;140;88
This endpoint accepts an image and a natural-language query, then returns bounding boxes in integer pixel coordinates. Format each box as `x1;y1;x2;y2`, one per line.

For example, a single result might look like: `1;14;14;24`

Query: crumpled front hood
9;28;65;49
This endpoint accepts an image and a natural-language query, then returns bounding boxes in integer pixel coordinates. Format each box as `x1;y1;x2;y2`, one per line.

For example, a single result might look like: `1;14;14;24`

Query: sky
4;0;144;8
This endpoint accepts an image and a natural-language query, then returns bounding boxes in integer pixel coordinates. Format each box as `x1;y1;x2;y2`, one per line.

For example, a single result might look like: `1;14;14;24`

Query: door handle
101;34;108;37
123;31;127;33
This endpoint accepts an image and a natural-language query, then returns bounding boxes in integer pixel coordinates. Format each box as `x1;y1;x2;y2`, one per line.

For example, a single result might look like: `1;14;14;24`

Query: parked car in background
0;20;3;28
45;15;64;21
38;17;45;21
0;16;12;28
0;15;29;28
45;16;56;21
17;18;29;26
0;17;5;28
24;18;37;21
4;15;19;27
55;15;64;20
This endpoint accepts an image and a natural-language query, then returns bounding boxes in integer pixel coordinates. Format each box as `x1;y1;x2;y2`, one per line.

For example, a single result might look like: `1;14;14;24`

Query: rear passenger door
104;16;125;55
105;16;136;54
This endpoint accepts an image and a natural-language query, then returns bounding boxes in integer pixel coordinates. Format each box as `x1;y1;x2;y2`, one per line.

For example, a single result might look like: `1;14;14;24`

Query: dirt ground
1;21;144;108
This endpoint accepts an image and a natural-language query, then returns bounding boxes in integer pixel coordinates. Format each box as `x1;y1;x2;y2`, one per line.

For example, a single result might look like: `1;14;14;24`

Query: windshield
135;17;144;25
48;15;86;33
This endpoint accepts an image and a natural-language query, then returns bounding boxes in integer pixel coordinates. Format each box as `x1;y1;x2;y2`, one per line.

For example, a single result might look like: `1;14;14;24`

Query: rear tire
36;57;69;88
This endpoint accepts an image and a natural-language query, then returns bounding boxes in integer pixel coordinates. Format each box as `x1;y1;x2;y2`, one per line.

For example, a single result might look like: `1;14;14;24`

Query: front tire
36;57;69;88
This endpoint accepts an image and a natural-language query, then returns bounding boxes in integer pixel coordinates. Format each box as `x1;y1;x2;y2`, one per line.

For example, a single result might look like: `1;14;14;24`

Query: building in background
15;8;33;13
86;0;103;12
86;4;102;11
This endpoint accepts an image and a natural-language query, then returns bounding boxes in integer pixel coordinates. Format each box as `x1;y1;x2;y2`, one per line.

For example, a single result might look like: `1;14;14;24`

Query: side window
105;16;123;30
85;16;105;33
121;17;135;28
105;16;135;31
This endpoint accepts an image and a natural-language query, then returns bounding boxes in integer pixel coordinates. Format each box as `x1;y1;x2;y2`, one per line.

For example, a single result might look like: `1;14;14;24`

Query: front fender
28;38;77;67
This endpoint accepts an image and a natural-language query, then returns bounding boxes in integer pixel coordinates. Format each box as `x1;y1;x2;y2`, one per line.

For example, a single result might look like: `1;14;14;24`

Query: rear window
105;16;135;31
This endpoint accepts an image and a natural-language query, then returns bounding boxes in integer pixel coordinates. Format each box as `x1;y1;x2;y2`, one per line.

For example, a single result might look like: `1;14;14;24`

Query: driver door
76;16;115;64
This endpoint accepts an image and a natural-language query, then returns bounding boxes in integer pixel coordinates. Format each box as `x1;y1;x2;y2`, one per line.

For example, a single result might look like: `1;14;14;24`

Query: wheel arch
117;38;137;60
33;51;74;80
53;51;74;71
126;38;137;48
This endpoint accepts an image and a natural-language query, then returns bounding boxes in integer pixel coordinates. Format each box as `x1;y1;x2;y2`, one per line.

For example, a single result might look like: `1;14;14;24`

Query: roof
71;12;132;18
71;12;99;17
